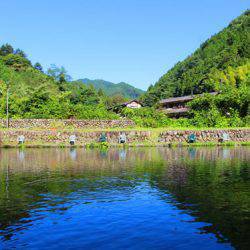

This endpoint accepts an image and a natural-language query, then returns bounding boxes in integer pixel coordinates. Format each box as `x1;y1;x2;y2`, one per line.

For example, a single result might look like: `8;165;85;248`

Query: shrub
120;107;172;127
2;54;31;71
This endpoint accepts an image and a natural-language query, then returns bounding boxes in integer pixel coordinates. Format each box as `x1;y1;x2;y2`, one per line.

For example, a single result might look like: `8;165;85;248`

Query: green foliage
105;94;128;112
72;104;119;119
187;63;249;127
14;48;27;58
120;107;171;127
47;64;72;82
142;10;250;106
86;142;109;149
0;43;14;56
34;62;43;72
0;50;118;119
65;81;101;106
1;54;31;71
139;11;249;128
189;103;245;128
0;8;248;131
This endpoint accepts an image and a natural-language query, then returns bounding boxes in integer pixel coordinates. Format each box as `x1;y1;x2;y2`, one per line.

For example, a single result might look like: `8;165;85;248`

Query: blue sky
0;0;248;90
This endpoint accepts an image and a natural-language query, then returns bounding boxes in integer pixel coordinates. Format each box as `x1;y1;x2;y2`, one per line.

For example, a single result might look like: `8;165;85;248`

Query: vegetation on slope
0;10;249;128
0;45;119;119
141;10;250;106
139;10;249;127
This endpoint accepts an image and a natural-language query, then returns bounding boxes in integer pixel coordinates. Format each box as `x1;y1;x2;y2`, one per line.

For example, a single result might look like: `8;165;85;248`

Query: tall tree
14;49;27;58
47;64;72;82
34;62;43;72
0;43;14;56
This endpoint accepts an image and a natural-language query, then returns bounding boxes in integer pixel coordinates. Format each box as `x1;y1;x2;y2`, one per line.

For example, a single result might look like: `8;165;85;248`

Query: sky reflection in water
0;147;249;249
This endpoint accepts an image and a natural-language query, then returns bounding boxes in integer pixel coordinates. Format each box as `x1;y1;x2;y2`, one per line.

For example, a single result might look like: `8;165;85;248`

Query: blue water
0;147;249;249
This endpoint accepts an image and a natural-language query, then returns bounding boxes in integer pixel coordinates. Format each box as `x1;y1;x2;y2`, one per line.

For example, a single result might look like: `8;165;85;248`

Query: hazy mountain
78;78;144;99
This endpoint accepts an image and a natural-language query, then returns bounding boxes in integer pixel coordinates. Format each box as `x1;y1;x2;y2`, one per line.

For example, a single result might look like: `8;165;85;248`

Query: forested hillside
141;10;250;106
0;45;120;119
78;78;144;99
0;10;249;128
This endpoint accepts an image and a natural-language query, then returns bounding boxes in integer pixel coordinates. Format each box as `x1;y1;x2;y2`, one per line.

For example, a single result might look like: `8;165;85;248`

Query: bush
72;104;119;120
1;54;31;71
120;107;172;127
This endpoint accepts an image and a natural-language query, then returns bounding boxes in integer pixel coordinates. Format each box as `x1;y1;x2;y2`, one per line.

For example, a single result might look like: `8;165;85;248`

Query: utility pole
6;82;9;128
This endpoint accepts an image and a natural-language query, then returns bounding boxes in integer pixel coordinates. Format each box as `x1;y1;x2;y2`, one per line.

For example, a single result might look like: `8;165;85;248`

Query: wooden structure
159;92;218;117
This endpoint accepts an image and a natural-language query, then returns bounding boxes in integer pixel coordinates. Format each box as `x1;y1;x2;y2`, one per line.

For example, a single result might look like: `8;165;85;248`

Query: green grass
86;142;109;149
0;126;249;133
0;141;249;148
240;141;250;146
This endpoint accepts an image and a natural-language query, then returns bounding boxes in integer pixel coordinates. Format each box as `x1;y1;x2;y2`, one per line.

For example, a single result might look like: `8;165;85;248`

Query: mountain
78;78;144;99
141;10;250;106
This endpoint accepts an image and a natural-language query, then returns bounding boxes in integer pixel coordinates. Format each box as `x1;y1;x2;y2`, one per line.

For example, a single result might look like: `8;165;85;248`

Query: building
159;92;218;117
122;100;142;109
108;99;142;113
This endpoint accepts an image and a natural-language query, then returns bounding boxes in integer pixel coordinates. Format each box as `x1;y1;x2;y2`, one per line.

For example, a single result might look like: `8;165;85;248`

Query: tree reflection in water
0;147;249;249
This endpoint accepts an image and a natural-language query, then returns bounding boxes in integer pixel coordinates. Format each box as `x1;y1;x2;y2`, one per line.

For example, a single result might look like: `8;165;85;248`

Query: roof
122;99;142;106
162;107;190;114
159;92;218;104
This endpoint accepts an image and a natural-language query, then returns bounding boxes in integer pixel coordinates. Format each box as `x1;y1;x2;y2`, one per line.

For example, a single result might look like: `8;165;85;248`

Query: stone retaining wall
158;129;249;142
0;119;135;129
0;129;249;145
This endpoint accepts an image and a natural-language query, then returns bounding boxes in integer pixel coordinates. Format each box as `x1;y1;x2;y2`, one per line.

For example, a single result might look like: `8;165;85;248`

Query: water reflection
18;149;25;161
119;149;127;161
69;148;77;161
0;147;249;249
188;147;197;159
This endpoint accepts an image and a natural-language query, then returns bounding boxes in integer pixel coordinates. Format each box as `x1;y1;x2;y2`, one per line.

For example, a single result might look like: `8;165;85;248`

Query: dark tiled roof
159;92;218;104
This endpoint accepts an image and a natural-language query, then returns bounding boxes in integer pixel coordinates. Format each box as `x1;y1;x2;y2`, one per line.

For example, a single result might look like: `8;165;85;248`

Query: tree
34;62;43;72
143;11;250;106
2;54;31;71
105;94;127;112
0;43;14;56
14;49;27;58
47;64;72;82
98;88;104;97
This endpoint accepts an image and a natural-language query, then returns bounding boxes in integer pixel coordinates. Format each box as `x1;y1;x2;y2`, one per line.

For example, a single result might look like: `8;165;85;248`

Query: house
159;92;218;117
122;100;142;109
108;99;142;113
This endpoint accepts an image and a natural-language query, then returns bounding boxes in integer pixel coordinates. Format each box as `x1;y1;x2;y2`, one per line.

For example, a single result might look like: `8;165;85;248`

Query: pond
0;147;249;249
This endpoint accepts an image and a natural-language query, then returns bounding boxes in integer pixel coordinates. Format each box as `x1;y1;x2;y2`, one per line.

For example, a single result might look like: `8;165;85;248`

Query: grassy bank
1;141;249;149
0;126;249;132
